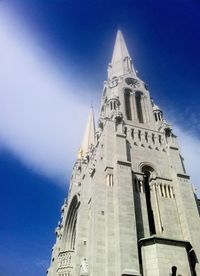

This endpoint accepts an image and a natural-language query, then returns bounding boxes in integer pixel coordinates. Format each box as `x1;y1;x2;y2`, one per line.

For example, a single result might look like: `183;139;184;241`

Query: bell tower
47;30;200;276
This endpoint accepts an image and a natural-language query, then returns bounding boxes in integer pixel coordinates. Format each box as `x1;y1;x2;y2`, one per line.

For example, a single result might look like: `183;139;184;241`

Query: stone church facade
47;31;200;276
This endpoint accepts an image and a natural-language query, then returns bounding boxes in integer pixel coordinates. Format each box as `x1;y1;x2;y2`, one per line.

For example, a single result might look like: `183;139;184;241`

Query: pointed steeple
78;107;95;159
111;30;130;64
108;30;136;79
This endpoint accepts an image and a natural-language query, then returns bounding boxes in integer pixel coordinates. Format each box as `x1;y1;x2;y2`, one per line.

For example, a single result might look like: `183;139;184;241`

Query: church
47;30;200;276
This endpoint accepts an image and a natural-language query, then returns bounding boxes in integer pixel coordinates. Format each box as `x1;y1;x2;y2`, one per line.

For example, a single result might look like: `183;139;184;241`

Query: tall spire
108;30;136;78
111;30;130;64
78;107;95;159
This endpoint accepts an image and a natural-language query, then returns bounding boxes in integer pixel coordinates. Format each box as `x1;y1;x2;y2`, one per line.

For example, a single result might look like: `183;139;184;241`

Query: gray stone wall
47;31;200;276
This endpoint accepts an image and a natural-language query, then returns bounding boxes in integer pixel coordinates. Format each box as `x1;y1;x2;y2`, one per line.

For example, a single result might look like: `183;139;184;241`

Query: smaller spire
78;107;95;159
108;30;136;78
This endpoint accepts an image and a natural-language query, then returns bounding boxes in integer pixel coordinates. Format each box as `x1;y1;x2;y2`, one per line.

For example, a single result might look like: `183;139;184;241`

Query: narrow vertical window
145;132;148;142
138;130;141;141
164;185;167;197
135;91;144;123
124;90;132;120
143;170;156;234
64;196;79;251
142;166;157;235
168;186;172;198
160;184;164;197
131;129;134;139
159;135;162;145
152;133;155;144
110;102;113;110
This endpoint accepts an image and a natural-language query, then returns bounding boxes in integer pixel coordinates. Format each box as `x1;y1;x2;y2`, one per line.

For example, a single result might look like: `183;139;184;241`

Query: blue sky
0;1;200;275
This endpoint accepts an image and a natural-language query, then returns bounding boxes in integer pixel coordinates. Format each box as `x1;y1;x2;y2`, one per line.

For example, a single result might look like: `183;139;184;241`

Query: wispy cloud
173;126;200;195
0;6;92;183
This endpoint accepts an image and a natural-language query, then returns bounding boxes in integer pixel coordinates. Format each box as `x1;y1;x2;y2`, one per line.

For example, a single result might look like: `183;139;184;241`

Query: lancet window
142;165;156;235
124;89;132;120
135;91;144;123
154;110;163;123
63;195;80;251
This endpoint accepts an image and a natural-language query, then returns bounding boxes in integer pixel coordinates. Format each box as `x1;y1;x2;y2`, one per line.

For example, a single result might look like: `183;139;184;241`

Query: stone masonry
47;30;200;276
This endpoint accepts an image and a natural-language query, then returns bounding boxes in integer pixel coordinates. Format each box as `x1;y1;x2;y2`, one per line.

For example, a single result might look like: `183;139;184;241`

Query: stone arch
138;162;158;177
63;195;80;251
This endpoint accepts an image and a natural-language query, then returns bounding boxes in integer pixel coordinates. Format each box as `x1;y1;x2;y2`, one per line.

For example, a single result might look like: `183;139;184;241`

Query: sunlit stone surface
47;30;200;276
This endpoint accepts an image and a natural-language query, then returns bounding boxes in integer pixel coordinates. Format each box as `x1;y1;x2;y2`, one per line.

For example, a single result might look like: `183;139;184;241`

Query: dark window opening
135;91;144;123
145;132;148;142
131;129;134;139
152;133;155;144
160;185;164;197
168;186;171;198
171;266;177;276
110;102;113;110
138;130;141;141
188;249;197;276
154;113;158;122
143;169;156;235
124;91;132;120
164;185;167;197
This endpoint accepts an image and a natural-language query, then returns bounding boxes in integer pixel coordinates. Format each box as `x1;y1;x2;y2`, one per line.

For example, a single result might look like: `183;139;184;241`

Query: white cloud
0;6;92;183
174;126;200;196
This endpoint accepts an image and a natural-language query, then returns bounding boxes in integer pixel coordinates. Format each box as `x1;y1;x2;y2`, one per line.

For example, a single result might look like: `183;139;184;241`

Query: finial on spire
108;30;136;79
78;107;95;159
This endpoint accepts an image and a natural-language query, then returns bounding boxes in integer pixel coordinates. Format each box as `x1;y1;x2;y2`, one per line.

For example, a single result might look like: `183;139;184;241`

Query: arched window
124;89;132;120
171;266;177;276
135;91;144;123
63;196;80;251
142;165;156;235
